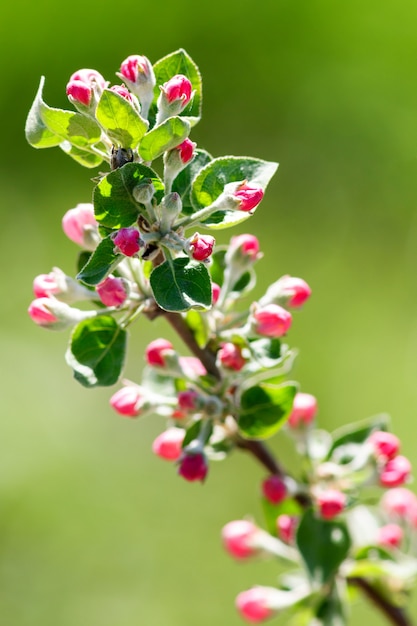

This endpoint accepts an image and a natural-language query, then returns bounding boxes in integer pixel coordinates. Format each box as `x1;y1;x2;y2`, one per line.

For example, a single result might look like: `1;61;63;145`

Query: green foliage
77;236;122;286
238;381;297;438
150;258;212;312
139;117;190;161
96;89;148;149
172;149;212;214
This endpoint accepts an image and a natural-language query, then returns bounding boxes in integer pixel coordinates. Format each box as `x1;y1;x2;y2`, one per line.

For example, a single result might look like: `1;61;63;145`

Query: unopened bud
33;267;93;304
110;385;143;417
317;489;346;520
222;520;260;560
133;182;155;205
96;276;128;307
368;431;400;461
376;523;403;549
260;275;311;308
379;455;412;488
251;303;292;338
277;515;298;544
188;233;215;262
218;342;246;371
66;69;106;111
152;428;185;461
261;475;287;505
156;74;193;123
145;338;174;367
62;203;99;251
117;55;155;117
113;227;141;257
178;450;208;482
234;182;264;212
287;392;318;429
28;297;96;331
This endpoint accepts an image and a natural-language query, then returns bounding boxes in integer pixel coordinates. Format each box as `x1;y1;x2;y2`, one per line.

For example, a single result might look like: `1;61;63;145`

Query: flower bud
66;69;106;110
368;431;400;461
177;390;200;412
234;182;264;212
260;275;311;308
287;392;318;428
163;139;197;190
252;304;292;338
62;203;99;250
261;475;287;505
229;234;261;260
222;520;260;559
96;276;128;307
33;267;92;303
28;297;95;330
376;523;403;549
145;338;174;367
218;342;246;371
110;385;143;417
156;74;193;123
235;587;276;623
117;55;155;117
212;282;221;304
152;428;185;461
381;487;417;520
188;233;215;262
178;450;208;482
277;515;298;544
132;182;155;205
379;455;412;488
178;356;207;378
317;489;346;520
110;84;136;106
113;227;141;257
159;192;182;233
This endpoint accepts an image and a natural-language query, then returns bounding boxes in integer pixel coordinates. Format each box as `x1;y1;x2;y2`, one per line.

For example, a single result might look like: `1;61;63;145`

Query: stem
348;578;412;626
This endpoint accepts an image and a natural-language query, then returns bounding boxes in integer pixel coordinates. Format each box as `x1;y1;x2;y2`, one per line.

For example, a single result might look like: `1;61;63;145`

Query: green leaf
209;249;252;292
138;116;190;162
238;382;297;439
77;236;123;286
184;309;209;348
96;89;148;149
262;497;303;537
94;162;163;229
190;156;278;229
315;583;347;626
25;76;66;148
150;257;212;312
172;149;212;214
66;315;127;387
296;509;351;585
249;338;282;367
151;48;202;126
60;142;103;168
328;414;390;458
41;106;101;148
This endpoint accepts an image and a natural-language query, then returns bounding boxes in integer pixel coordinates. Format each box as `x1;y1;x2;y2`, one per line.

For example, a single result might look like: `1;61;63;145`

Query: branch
348;578;413;626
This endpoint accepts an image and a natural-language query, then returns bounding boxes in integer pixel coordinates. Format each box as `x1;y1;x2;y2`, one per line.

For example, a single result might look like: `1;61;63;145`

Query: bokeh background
1;0;417;623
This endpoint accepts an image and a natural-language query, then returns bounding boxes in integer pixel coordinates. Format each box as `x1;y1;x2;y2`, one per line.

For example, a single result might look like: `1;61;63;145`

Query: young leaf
40;106;102;148
66;315;127;387
209;249;252;292
94;162;164;229
238;382;297;439
190;156;278;229
172;149;212;214
151;48;202;126
296;509;351;585
150;257;212;312
25;76;68;148
328;414;390;458
138;116;190;162
96;89;148;148
60;142;103;168
77;236;123;286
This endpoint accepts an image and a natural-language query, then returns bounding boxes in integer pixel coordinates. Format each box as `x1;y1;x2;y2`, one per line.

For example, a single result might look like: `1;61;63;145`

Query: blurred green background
2;0;417;623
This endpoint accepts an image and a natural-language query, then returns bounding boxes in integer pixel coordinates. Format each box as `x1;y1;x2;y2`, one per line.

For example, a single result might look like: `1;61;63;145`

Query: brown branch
348;578;413;626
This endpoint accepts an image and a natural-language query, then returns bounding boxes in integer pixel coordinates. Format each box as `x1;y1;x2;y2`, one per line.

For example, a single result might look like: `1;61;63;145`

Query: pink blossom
152;428;185;461
287;392;318;428
236;587;275;623
66;69;106;106
189;233;215;261
317;490;346;520
381;487;417;520
261;475;287;505
28;298;59;326
218;342;246;371
110;84;135;104
145;338;174;367
376;523;403;549
33;272;62;298
222;520;259;560
252;304;292;338
162;74;192;105
119;55;152;83
109;386;142;417
96;276;127;307
234;183;264;212
277;515;298;544
113;227;141;257
379;455;412;488
230;233;260;259
211;282;221;304
276;276;312;308
368;431;400;460
62;203;98;249
176;138;196;164
179;356;207;378
177;390;199;412
178;451;208;482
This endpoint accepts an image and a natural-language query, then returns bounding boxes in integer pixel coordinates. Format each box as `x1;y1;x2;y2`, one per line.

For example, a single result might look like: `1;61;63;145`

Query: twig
348;577;412;626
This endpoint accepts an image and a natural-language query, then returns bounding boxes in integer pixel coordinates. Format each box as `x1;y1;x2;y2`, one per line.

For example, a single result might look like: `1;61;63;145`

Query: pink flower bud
179;356;207;378
113;227;141;257
368;431;400;460
236;587;275;623
119;55;153;84
234;182;264;212
96;276;128;307
110;84;135;104
261;475;287;505
317;490;346;520
379;455;412;488
62;203;98;250
230;234;261;259
33;267;92;304
274;276;312;308
178;451;208;482
66;69;106;107
178;389;200;412
162;74;192;105
252;304;292;338
66;80;92;106
218;342;246;371
277;515;298;544
152;428;185;461
145;338;174;367
28;297;95;330
376;523;403;549
69;69;106;89
110;386;142;417
287;392;318;428
189;233;215;261
381;487;417;520
222;520;260;559
33;272;63;298
177;138;196;164
28;298;58;325
212;282;221;304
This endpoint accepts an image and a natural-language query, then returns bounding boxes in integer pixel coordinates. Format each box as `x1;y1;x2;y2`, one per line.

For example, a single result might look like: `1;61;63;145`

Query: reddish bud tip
261;475;287;505
96;276;128;307
234;183;264;212
177;389;200;412
152;428;185;461
62;203;98;249
379;455;412;488
119;55;152;83
381;487;417;520
177;138;196;164
163;74;192;105
236;587;275;623
110;84;135;103
277;515;298;544
230;233;261;259
277;276;312;307
222;520;259;560
376;523;403;549
253;304;292;338
368;430;400;460
113;227;141;257
189;233;215;261
218;342;246;371
178;451;208;482
110;386;142;417
28;298;59;326
287;392;318;428
317;489;346;520
145;338;174;367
